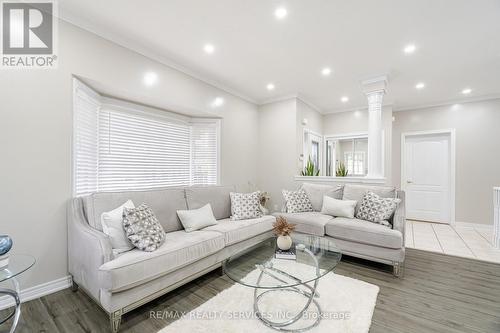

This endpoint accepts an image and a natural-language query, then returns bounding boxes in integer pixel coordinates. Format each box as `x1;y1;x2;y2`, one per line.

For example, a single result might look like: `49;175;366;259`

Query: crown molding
323;103;394;115
393;93;500;112
57;9;258;105
258;94;325;114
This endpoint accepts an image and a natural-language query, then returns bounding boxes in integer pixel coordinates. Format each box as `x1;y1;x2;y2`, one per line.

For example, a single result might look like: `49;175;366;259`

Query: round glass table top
0;254;35;283
223;234;341;289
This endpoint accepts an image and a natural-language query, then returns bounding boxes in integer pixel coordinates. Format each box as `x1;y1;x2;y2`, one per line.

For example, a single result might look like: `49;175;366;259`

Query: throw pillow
230;191;263;221
282;189;313;213
177;204;218;232
356;191;401;226
101;200;135;254
123;204;166;251
320;196;357;219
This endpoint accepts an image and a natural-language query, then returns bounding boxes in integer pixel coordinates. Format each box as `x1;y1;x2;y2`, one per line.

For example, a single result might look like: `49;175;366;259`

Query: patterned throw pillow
356;191;401;226
123;204;166;251
230;191;263;221
282;189;313;213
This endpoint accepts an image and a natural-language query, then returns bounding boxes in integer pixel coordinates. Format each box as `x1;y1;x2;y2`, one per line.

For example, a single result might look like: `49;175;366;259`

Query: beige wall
0;20;259;289
257;99;298;211
392;99;500;225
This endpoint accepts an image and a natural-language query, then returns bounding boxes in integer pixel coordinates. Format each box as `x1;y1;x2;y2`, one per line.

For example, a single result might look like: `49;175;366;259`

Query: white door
403;133;451;223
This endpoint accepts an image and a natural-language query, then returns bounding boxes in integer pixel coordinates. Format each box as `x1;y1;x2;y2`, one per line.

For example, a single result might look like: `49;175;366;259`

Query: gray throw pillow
356;191;401;226
230;191;263;221
282;189;313;213
123;204;166;251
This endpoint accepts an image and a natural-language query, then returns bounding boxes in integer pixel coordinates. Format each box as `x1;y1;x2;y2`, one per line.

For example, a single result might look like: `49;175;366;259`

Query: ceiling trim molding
295;94;324;114
259;94;300;106
58;8;259;105
393;93;500;112
323;103;394;115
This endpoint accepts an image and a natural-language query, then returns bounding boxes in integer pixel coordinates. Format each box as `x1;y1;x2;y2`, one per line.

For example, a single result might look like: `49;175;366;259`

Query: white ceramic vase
277;235;293;250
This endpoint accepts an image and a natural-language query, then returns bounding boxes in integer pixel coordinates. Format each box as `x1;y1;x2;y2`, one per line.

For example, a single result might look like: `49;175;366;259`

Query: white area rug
158;264;379;333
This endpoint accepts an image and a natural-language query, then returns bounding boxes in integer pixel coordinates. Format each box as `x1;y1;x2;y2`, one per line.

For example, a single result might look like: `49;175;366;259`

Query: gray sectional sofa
68;185;275;332
68;183;405;332
276;183;406;276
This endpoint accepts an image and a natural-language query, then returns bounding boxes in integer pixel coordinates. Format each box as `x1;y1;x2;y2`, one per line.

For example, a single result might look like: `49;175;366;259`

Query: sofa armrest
393;190;406;247
68;197;113;300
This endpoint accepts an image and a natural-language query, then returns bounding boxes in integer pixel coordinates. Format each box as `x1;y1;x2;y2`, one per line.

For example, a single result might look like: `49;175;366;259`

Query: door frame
401;129;456;225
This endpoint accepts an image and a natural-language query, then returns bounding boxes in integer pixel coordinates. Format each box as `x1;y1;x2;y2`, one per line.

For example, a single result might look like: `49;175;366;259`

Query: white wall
296;99;324;173
0;20;259;289
257;99;298;211
392;99;500;225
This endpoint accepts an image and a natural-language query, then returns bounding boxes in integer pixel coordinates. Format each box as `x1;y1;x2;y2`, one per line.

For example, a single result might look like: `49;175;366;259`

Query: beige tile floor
405;220;500;263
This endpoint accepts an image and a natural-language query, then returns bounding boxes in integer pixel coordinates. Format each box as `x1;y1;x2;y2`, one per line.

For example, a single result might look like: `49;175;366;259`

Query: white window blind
191;121;219;186
73;82;100;196
73;80;220;196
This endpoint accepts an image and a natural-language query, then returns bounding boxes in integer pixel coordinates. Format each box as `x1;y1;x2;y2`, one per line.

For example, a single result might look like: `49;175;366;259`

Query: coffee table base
253;256;322;332
0;277;21;333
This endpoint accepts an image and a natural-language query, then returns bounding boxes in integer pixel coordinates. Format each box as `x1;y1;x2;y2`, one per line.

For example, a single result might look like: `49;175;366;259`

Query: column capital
361;75;388;96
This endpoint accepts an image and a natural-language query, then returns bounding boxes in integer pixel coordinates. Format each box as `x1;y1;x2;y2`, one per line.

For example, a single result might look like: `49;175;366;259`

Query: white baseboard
454;221;493;230
0;275;72;310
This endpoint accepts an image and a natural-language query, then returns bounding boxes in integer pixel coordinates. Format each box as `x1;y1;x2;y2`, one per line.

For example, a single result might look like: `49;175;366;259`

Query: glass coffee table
224;234;341;332
0;254;36;333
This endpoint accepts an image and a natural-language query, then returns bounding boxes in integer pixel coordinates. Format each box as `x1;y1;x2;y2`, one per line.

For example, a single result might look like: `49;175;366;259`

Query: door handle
406;180;413;184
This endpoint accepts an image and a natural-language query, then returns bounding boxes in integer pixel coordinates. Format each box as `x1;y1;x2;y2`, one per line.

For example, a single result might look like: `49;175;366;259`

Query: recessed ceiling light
404;44;416;54
274;7;287;19
462;88;472;95
341;96;349;103
321;67;332;76
204;44;215;54
212;97;224;107
266;83;275;91
143;72;158;86
415;82;425;89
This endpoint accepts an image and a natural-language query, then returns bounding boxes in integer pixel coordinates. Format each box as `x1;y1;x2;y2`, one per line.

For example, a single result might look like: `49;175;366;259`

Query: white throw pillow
177;204;218;232
101;200;135;254
321;196;357;219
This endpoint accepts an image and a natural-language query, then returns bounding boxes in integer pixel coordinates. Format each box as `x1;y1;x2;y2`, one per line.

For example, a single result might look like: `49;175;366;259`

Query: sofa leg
71;276;79;292
217;265;224;276
110;310;122;333
393;262;403;278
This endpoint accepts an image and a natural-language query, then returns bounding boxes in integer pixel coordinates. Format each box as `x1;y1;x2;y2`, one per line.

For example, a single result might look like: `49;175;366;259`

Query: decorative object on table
0;235;13;269
282;189;313;213
259;191;270;215
336;161;348;177
273;216;296;250
229;191;263;220
275;243;296;260
301;156;320;176
356;191;401;226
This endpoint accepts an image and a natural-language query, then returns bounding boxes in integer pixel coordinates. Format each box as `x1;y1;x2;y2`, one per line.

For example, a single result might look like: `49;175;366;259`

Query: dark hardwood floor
2;248;500;333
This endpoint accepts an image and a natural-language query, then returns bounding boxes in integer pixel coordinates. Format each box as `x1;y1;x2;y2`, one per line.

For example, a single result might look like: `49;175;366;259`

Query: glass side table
0;254;35;333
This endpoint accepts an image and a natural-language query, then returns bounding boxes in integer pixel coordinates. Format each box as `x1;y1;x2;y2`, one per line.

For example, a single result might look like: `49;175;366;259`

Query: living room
1;1;499;332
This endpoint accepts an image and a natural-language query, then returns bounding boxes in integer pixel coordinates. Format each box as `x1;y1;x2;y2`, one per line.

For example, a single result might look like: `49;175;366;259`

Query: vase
0;235;12;256
277;235;292;250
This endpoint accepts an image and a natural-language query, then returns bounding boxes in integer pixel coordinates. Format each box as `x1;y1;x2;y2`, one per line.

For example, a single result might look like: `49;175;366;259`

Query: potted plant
273;216;296;250
336;161;348;177
301;156;320;176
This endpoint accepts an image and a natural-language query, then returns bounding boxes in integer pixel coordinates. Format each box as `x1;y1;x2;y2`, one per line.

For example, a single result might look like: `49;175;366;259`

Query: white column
361;76;387;179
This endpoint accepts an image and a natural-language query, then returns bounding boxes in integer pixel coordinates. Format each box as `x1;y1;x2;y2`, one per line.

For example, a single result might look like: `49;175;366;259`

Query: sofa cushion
185;185;235;220
83;188;187;233
99;230;224;292
203;216;275;246
273;212;333;236
301;183;343;211
342;184;396;214
325;217;403;249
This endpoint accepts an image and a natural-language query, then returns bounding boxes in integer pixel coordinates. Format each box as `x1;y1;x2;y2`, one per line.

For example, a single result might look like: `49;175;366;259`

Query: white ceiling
59;0;500;113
